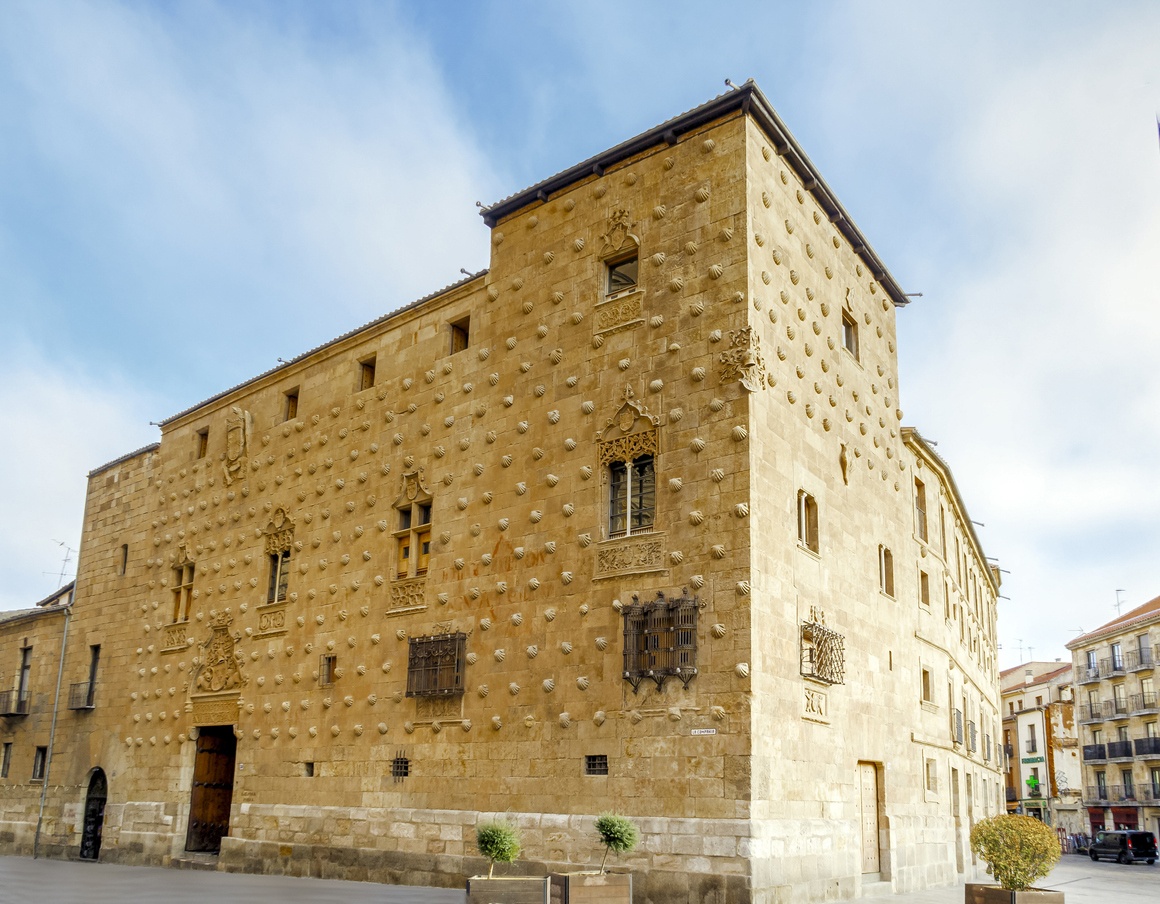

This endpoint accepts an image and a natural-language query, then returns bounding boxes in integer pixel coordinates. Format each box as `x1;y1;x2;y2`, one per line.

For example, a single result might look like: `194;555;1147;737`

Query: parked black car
1088;830;1157;864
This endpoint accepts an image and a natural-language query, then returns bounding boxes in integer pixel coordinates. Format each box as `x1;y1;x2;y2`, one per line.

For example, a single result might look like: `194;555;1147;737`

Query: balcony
67;681;94;710
1101;657;1127;678
1107;740;1134;760
1141;782;1160;802
1126;647;1154;672
1080;666;1102;685
1108;783;1136;802
1085;784;1109;803
1079;701;1108;723
1109;698;1131;719
1129;691;1159;715
1134;736;1160;758
0;689;30;716
1082;743;1107;762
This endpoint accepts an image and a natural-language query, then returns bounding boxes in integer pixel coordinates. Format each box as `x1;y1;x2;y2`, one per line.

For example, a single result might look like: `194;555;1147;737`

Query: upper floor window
358;355;376;391
406;632;467;698
0;742;10;778
32;746;47;781
914;479;928;542
878;545;895;597
283;388;299;422
117;543;128;576
608;456;655;538
921;667;933;703
797;491;819;553
395;502;432;579
267;549;291;604
919;570;931;607
449;316;470;354
319;654;337;687
172;562;195;623
195;428;209;459
841;309;859;360
606;254;638;297
1111;642;1124;671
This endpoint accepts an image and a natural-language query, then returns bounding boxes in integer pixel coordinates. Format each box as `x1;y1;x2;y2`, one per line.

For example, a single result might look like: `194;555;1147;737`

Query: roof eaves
479;79;910;310
156;270;488;428
88;444;161;478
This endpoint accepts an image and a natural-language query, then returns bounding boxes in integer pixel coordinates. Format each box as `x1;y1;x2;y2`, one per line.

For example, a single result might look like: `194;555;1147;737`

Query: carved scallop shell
573;237;585;252
736;581;751;595
690;574;705;590
595;636;608;651
670;551;684;565
494;649;506;662
709;263;724;280
734;503;749;518
576;676;590;690
542;679;555;693
649;379;664;393
735;662;750;678
732;425;748;442
711;544;726;559
712;623;727;639
526;645;539;659
695;187;710;203
689;510;705;525
593;710;606;726
558;712;571;728
508;683;520;695
578;533;592;548
712;705;726;721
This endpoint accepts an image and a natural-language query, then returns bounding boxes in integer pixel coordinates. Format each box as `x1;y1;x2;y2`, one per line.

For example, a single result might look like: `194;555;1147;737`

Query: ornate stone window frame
393;468;433;582
263;508;294;605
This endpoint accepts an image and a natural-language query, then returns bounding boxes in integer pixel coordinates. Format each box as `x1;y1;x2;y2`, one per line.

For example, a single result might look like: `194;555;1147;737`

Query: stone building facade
0;82;1003;902
1066;595;1160;839
1000;662;1082;832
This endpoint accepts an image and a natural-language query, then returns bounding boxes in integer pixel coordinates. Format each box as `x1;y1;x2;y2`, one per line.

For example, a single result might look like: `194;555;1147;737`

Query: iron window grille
585;754;609;776
799;620;845;685
621;590;698;692
391;753;410;782
406;633;467;698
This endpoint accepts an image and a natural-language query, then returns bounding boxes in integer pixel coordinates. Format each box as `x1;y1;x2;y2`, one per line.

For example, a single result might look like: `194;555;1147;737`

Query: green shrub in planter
969;814;1061;890
594;813;639;873
477;820;522;879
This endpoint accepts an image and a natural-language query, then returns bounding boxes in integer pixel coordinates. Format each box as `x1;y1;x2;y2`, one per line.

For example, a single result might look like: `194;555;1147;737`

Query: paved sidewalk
2;852;1156;903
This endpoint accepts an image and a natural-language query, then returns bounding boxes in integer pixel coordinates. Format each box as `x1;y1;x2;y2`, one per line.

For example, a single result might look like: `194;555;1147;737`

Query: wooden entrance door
185;726;237;853
858;762;881;874
79;768;107;860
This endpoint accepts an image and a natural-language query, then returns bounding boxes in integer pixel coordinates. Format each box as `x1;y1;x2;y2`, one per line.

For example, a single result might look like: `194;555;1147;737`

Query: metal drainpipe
33;602;71;859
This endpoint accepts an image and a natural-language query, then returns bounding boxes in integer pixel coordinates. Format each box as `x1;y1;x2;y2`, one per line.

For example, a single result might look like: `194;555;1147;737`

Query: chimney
1024;668;1034;685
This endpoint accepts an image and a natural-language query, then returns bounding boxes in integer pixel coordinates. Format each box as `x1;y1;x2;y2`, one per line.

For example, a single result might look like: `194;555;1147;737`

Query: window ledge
921;701;939;714
796;542;821;560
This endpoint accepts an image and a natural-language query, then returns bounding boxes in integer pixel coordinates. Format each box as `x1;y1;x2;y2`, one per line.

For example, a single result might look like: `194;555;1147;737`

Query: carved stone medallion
719;327;767;392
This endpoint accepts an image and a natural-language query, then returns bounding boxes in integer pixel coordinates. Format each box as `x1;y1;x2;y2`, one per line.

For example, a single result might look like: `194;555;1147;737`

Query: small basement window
391;755;410;782
585;754;609;776
449;316;470;354
606;255;638;296
303;761;315;777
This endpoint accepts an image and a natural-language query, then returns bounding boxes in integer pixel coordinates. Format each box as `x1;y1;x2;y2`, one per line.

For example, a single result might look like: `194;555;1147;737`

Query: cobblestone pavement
1;852;1156;903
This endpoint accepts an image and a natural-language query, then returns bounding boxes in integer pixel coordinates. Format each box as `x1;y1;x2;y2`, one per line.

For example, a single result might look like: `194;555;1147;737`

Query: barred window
406;633;466;698
622;590;698;692
608;455;655;538
800;619;845;685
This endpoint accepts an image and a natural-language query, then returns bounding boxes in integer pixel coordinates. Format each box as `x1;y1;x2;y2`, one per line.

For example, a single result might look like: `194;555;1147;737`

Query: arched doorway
79;768;107;860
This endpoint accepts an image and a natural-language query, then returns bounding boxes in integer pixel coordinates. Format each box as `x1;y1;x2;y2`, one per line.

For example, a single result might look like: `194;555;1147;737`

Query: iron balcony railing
67;681;95;710
1082;743;1107;761
1110;698;1131;718
1126;647;1155;671
1141;782;1160;802
1106;740;1134;759
1130;691;1158;714
1085;784;1109;803
1079;666;1102;684
0;690;30;716
1108;782;1135;802
1100;656;1126;677
1134;736;1160;757
1079;701;1109;722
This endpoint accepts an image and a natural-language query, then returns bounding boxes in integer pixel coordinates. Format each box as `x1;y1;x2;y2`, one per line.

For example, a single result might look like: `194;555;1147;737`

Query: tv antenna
49;540;77;589
1115;589;1127;615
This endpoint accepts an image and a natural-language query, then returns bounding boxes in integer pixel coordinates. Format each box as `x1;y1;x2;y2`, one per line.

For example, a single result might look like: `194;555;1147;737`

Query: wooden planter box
965;884;1064;904
549;871;632;903
466;876;551;904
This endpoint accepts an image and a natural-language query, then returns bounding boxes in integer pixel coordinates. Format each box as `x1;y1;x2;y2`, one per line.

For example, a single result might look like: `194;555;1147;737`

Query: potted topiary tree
466;819;550;904
549;813;638;903
966;814;1064;903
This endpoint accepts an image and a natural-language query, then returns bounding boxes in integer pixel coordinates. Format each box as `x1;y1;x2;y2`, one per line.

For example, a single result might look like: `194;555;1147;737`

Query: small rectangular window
879;546;895;597
922;668;933;703
415;529;431;576
358;356;377;391
319;654;336;687
606;255;639;296
303;761;315;777
196;428;209;459
1;742;10;778
391;755;410;781
915;479;928;542
585;754;609;776
842;310;859;360
925;758;938;792
32;746;47;781
919;571;930;607
449;316;470;354
267;549;290;604
283;388;299;422
118;544;128;576
396;536;411;578
797;490;819;553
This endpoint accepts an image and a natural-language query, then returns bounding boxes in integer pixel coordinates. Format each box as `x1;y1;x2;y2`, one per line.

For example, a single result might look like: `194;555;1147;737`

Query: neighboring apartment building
0;81;1004;903
1067;595;1160;838
1000;661;1082;832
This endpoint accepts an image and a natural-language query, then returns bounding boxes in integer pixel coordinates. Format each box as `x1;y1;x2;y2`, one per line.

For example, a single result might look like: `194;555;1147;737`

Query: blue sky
1;1;1158;668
